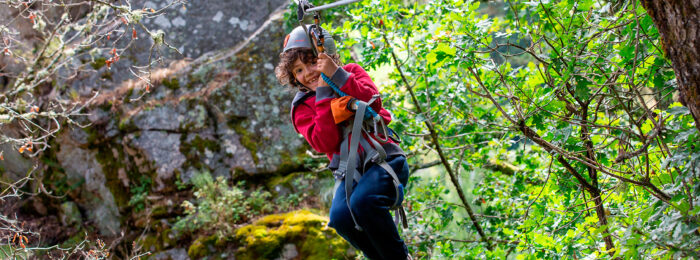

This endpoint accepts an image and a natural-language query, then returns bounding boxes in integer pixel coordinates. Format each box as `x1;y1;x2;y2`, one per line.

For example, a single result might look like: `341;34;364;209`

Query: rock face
2;0;344;257
46;4;310;239
137;0;288;59
77;0;289;86
55;129;122;236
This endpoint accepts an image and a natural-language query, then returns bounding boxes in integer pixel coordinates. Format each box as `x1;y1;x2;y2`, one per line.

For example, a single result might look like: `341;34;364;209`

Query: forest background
0;0;698;259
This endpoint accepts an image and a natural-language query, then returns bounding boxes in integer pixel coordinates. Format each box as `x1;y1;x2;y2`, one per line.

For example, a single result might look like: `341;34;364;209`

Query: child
275;25;411;260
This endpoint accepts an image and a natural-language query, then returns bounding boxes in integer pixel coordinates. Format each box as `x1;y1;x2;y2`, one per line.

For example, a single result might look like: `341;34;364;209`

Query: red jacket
291;63;395;164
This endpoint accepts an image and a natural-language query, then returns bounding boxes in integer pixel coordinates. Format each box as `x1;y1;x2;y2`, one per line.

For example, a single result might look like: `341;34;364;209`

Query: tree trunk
640;0;700;132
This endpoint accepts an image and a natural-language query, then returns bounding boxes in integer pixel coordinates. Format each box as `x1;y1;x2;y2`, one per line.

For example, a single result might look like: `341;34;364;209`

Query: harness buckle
332;169;345;180
370;153;385;164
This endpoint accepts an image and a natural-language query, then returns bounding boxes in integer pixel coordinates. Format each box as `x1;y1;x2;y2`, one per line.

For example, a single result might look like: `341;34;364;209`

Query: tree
334;0;699;258
639;0;700;133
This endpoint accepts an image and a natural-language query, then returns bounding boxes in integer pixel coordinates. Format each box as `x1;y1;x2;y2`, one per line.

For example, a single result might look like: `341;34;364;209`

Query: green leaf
426;52;438;65
435;42;457;56
668;105;689;116
575;76;591;100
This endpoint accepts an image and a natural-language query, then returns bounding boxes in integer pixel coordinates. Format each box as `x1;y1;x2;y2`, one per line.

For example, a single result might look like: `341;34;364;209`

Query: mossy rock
141;233;163;253
91;57;107;70
234;209;353;260
187;234;218;259
139;229;178;254
162;77;180;90
228;119;259;164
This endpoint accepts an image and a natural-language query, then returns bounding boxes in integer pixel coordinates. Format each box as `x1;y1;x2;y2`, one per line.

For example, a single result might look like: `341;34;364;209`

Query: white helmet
282;25;337;55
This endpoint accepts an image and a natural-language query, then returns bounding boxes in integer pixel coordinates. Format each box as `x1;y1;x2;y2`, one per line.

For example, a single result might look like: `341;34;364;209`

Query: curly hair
275;47;344;92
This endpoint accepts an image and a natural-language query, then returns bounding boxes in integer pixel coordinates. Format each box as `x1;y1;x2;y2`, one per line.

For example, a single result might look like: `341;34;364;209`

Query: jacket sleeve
292;88;342;154
328;63;392;124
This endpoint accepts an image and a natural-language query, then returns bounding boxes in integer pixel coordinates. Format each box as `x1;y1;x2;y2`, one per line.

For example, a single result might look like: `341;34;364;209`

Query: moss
118;117;137;132
91;57;107;70
140;233;162;252
227;44;263;73
151;204;168;218
161;229;176;249
89;124;151;212
101;71;113;80
179;100;208;130
59;228;87;248
162;77;180;90
189;64;217;86
83;126;100;144
273;150;306;175
188;234;218;259
266;173;296;193
39;138;79;198
124;88;134;103
179;134;221;171
182;135;221;154
138;228;177;251
93;144;130;209
228;120;259;164
233;210;352;260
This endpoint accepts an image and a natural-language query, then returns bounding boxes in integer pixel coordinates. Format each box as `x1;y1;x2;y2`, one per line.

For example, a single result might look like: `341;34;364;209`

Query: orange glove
330;96;356;124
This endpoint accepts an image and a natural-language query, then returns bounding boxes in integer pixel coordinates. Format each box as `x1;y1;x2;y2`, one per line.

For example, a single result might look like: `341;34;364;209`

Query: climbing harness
294;0;409;231
326;80;408;231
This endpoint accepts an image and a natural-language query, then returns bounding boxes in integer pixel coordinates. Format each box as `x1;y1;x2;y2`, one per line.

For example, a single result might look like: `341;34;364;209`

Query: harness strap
376;161;402;209
343;99;369;231
336;134;361;182
359;129;387;170
331;97;408;231
399;206;408;229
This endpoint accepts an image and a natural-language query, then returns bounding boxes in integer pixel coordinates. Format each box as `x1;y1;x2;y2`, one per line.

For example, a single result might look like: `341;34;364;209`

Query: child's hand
317;53;339;78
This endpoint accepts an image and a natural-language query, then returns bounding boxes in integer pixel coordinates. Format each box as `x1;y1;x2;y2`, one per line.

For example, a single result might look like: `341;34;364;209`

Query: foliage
274;183;306;212
127;175;152;212
174;172;274;238
325;0;700;258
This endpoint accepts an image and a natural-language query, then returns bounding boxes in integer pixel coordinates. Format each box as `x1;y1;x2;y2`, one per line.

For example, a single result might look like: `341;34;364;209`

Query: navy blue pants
328;155;410;260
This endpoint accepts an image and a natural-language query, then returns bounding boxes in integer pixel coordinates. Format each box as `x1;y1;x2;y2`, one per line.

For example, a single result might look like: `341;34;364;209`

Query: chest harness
328;73;408;231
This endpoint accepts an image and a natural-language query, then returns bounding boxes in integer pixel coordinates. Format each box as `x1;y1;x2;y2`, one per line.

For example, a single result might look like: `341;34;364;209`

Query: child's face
291;57;322;91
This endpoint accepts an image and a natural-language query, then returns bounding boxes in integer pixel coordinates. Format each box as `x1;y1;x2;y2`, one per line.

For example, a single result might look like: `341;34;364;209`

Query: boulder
231;209;354;260
55;130;121;236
